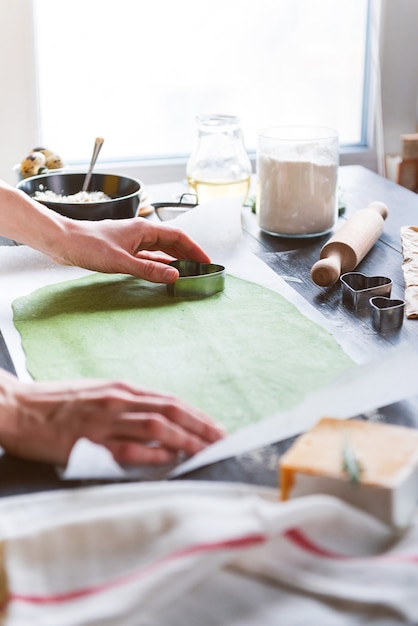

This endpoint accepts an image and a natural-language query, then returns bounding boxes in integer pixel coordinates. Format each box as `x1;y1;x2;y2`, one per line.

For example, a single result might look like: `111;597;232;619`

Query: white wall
0;0;39;183
0;0;417;185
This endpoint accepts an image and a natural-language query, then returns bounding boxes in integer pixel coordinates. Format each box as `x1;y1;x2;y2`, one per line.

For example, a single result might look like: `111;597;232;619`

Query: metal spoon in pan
82;137;104;192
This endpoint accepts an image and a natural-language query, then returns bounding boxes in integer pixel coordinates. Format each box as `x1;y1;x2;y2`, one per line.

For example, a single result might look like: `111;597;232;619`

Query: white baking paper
0;198;415;480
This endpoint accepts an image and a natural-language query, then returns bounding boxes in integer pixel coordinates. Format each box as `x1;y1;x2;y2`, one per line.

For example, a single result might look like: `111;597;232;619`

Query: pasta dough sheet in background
12;272;353;433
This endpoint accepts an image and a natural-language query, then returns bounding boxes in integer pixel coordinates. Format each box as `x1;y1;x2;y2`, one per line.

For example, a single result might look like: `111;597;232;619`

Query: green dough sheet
12;273;353;433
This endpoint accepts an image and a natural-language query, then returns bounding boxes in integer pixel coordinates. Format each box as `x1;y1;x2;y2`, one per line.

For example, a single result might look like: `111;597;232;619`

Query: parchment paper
0;198;417;479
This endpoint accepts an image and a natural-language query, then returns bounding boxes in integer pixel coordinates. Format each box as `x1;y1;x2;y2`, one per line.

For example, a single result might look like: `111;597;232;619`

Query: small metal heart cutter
166;260;225;297
340;272;392;311
369;296;405;332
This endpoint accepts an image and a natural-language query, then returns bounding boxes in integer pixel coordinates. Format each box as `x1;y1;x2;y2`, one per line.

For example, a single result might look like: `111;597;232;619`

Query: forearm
0;180;73;256
0;370;77;464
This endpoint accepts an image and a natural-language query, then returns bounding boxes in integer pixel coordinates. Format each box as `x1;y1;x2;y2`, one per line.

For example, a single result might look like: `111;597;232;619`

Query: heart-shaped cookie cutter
369;296;405;332
340;272;392;311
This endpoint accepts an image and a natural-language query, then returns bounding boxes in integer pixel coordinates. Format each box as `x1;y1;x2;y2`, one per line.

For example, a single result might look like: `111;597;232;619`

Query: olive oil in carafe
187;177;251;205
186;114;252;206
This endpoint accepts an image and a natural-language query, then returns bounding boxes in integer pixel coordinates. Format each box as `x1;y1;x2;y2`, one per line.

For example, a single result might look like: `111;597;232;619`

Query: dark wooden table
1;165;418;496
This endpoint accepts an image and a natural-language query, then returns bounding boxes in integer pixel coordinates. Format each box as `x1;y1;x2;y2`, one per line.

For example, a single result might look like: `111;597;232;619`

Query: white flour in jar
257;156;337;236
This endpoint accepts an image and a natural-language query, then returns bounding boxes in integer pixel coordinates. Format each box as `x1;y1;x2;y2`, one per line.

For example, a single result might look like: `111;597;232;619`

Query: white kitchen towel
0;480;417;625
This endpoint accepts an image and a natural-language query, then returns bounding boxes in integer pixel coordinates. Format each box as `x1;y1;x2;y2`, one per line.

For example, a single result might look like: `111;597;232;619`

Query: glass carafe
186;114;252;205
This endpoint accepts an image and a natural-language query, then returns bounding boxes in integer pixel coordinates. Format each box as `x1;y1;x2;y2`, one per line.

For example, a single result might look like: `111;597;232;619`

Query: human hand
0;373;226;466
50;217;211;283
0;182;210;283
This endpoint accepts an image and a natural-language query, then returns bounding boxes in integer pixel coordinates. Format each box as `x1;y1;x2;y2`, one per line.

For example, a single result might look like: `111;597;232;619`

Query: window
32;0;370;169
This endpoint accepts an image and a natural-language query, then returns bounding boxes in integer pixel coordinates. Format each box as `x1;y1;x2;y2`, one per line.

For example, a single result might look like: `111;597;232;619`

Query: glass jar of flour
186;114;252;205
257;126;339;237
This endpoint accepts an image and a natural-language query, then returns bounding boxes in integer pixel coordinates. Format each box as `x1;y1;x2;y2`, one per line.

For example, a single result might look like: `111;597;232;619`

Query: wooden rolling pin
311;201;389;286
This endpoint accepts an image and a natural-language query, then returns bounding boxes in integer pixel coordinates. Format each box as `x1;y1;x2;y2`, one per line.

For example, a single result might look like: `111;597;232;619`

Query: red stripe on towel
8;532;266;606
284;527;418;563
284;528;347;558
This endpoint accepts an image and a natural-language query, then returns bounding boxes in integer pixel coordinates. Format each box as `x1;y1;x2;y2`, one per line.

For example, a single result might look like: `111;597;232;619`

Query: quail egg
20;151;47;177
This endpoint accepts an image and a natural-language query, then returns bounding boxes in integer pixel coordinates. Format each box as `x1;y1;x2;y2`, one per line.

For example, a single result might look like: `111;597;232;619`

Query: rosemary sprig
244;195;256;213
342;435;363;485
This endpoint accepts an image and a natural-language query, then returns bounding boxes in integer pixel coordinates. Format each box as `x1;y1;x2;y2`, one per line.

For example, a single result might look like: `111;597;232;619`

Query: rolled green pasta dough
12;273;353;433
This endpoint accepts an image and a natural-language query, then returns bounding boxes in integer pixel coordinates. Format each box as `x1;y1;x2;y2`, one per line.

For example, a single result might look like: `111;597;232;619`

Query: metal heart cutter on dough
340;272;392;311
166;260;226;297
369;296;405;332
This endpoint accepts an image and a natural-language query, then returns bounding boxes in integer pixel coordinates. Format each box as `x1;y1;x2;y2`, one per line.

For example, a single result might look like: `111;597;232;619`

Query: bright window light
33;0;369;165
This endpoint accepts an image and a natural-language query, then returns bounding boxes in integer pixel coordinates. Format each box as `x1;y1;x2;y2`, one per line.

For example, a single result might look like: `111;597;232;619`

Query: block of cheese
279;417;418;529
